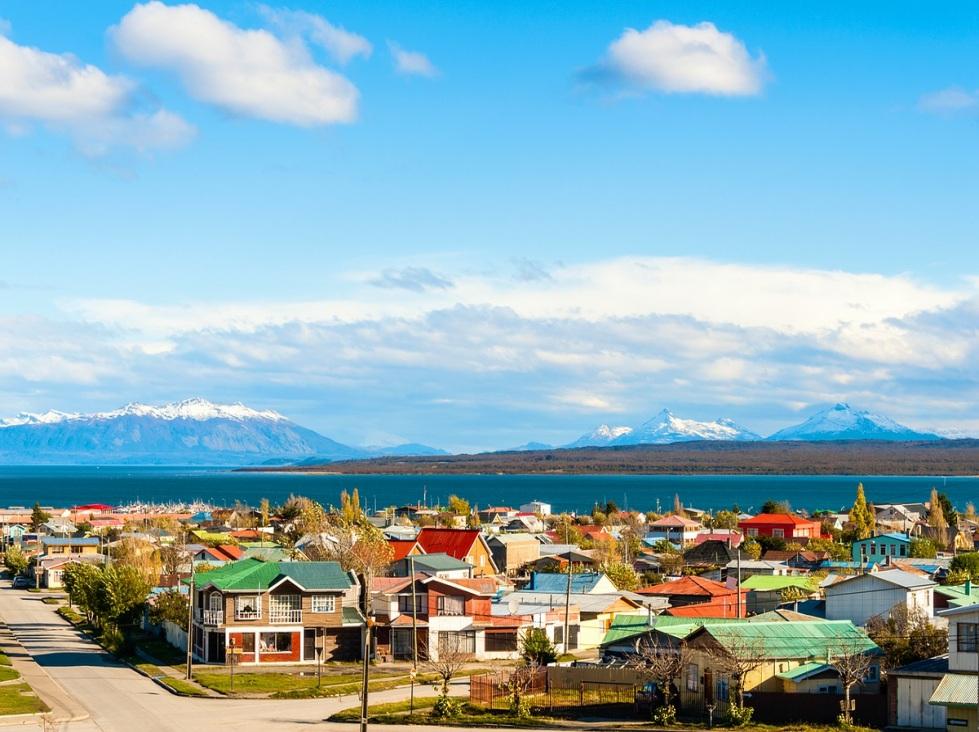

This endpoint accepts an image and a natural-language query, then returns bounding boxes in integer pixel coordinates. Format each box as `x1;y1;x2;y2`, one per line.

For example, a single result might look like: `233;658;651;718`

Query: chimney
967;578;972;596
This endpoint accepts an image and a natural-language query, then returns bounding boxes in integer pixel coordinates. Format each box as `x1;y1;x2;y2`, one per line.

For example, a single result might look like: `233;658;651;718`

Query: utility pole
562;523;572;656
360;570;373;732
410;554;419;714
185;561;195;679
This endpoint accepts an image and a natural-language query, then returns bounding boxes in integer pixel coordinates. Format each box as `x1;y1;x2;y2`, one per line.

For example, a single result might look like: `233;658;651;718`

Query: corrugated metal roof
410;553;471;570
930;672;978;707
529;572;608;594
740;575;816;591
777;662;835;681
197;558;351;591
701;620;878;660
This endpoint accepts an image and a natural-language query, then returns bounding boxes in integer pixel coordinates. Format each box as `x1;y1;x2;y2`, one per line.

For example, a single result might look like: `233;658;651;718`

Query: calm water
0;466;977;513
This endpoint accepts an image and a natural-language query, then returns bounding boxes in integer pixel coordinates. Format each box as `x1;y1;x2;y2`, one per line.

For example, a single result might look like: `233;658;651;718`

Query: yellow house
41;537;100;555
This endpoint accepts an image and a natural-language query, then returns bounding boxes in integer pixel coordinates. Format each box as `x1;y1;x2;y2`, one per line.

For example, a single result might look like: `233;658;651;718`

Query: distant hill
0;398;442;466
267;438;979;476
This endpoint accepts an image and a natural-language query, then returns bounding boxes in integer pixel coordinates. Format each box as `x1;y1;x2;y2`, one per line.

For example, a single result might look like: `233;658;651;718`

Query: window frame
958;622;978;653
311;595;335;613
436;594;465;616
235;595;261;620
259;631;293;654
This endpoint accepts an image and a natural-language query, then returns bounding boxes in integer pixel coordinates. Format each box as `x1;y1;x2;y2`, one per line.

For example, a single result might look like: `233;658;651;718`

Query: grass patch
160;677;210;697
330;701;558;727
135;637;186;666
0;683;48;716
0;652;10;666
41;597;62;605
0;667;19;682
329;697;438;721
56;606;84;626
194;668;401;696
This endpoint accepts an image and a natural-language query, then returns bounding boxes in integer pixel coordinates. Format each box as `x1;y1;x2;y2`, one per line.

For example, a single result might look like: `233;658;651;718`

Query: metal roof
890;655;948;678
197;558;351;592
409;553;472;570
776;662;836;682
739;575;816;591
826;568;936;592
699;620;879;660
930;672;978;707
529;572;609;594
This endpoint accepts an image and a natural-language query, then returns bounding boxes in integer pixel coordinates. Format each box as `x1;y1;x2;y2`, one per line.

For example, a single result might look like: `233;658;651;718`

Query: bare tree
704;636;766;709
829;641;873;725
503;661;542;718
423;638;473;695
628;638;691;712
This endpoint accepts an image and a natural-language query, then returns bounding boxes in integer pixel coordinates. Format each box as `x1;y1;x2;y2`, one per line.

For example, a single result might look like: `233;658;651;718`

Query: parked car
11;576;30;589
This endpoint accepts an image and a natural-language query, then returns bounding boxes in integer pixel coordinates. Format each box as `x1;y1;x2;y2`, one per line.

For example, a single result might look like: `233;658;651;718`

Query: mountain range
564;403;938;448
0;398;445;466
0;398;945;465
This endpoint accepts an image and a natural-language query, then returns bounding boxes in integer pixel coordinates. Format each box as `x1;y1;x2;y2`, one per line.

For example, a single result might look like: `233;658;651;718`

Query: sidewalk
131;646;221;697
0;624;88;726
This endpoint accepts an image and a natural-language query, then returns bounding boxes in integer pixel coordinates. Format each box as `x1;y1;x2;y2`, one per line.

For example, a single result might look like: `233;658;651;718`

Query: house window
270;594;301;623
241;634;255;653
259;632;293;653
747;528;758;537
398;594;425;614
437;630;475;655
716;675;729;702
208;593;223;611
485;631;518;652
235;595;260;620
900;545;907;557
772;528;784;538
864;665;879;682
869;542;876;555
554;626;563;644
686;664;699;692
958;622;978;653
436;595;465;616
311;595;335;613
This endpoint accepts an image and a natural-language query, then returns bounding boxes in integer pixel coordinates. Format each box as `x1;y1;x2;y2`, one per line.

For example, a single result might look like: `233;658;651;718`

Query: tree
828;641;873;726
849;483;873;540
937;492;959;531
602;561;640;591
259;498;270;528
447;495;470;516
63;563;106;627
424;637;472;694
30;502;50;532
628;638;691;717
672;494;684;517
950;552;979;580
3;545;28;575
909;538;937;559
149;590;189;631
966;502;977;522
741;537;761;560
805;537;851;561
111;537;161;583
866;605;946;671
760;499;790;515
99;564;152;629
520;628;556;666
929;487;950;549
711;510;739;530
705;636;765;710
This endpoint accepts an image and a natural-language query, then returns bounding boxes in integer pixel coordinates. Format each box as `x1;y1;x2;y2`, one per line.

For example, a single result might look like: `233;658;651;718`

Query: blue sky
2;1;979;450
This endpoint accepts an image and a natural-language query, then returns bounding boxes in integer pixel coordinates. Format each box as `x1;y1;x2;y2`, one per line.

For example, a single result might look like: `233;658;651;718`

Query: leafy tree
910;538;938;559
761;499;790;515
99;564;152;629
937;492;958;531
259;498;270;527
866;605;947;671
672;494;684;517
447;494;470;516
741;537;762;560
3;545;28;575
63;563;106;626
950;552;979;580
148;590;189;631
520;628;556;666
602;561;640;591
30;502;50;532
603;500;619;517
755;535;786;552
805;537;850;561
711;510;739;530
849;483;873;540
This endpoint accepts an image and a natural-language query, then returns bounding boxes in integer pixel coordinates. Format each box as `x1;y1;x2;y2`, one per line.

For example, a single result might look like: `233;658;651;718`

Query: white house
824;568;936;627
928;604;979;728
519;500;552;516
644;515;703;547
888;655;947;730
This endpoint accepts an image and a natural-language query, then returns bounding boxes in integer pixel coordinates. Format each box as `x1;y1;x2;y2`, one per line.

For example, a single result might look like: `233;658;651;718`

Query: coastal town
0;485;975;730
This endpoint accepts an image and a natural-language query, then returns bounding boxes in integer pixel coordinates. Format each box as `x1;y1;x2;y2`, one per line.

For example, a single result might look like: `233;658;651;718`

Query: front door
704;669;714;707
207;631;226;663
304;629;316;661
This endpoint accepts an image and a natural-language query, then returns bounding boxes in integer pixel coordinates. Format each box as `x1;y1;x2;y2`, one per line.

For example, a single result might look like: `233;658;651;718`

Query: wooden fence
469;667;637;713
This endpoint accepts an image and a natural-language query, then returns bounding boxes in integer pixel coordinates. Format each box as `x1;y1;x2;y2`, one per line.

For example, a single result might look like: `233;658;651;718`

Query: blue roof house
527;572;619;594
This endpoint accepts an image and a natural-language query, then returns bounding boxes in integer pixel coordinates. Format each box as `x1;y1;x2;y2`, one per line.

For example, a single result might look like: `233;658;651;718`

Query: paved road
0;585;467;731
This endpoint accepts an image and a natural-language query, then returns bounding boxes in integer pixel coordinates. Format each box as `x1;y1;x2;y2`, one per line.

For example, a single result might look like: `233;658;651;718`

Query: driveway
0;584;467;731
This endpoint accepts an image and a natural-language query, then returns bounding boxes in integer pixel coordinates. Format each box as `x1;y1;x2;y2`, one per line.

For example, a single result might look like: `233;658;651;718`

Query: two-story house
372;575;511;661
851;533;911;564
825;568;936;626
645;515;704;547
738;513;824;541
414;528;499;577
40;537;100;555
189;559;363;665
930;603;979;727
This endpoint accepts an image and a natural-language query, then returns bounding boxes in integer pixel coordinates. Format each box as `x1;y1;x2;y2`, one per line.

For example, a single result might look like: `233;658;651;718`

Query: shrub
431;694;461;718
651;704;677;726
725;704;754;727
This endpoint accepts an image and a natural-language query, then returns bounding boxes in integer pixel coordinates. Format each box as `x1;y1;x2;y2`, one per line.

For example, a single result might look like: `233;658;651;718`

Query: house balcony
270;609;302;624
234;610;261;621
197;609;223;626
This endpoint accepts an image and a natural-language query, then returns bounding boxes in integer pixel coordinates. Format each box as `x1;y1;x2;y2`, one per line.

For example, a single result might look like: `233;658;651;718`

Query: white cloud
258;6;372;65
0;31;192;153
588;20;767;96
918;87;979;114
111;2;358;126
388;41;438;77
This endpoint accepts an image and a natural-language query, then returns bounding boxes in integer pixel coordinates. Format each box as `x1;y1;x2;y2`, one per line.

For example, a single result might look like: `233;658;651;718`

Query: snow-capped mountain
612;409;761;445
565;424;634;448
0;398;437;465
566;410;759;448
766;403;940;442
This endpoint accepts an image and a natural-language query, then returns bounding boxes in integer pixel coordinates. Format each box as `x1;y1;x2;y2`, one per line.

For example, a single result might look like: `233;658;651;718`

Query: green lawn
194;668;401;695
0;684;48;716
41;597;62;605
0;667;20;682
160;677;211;697
329;700;558;727
0;652;10;666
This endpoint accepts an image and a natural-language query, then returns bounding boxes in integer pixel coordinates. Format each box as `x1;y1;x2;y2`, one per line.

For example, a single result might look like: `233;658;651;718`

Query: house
762;550;829;571
645;516;704;547
476;507;517;523
527;548;597;573
874;504;924;533
934;579;979;611
738;575;819;615
189;559;363;665
40;518;76;536
40;537;100;555
724;559;793;582
637;575;739;608
928;604;979;727
851;533;911;563
693;530;743;548
390;553;473;580
490;594;579;652
388;539;423;562
372;575;508;661
37;553;106;588
663;595;746;619
486;533;541;576
1;523;28;547
887;655;947;730
738;513;823;541
505;514;546;534
189;544;245;565
519;500;552;516
414;528;498;577
526;572;619;595
682;540;737;572
825;568;936;626
509;590;645;650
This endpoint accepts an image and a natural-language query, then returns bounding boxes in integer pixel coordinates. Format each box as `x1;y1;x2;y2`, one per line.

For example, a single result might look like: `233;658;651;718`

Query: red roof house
388;539;423;562
636;575;738;607
737;513;824;541
663;594;747;618
415;528;498;576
